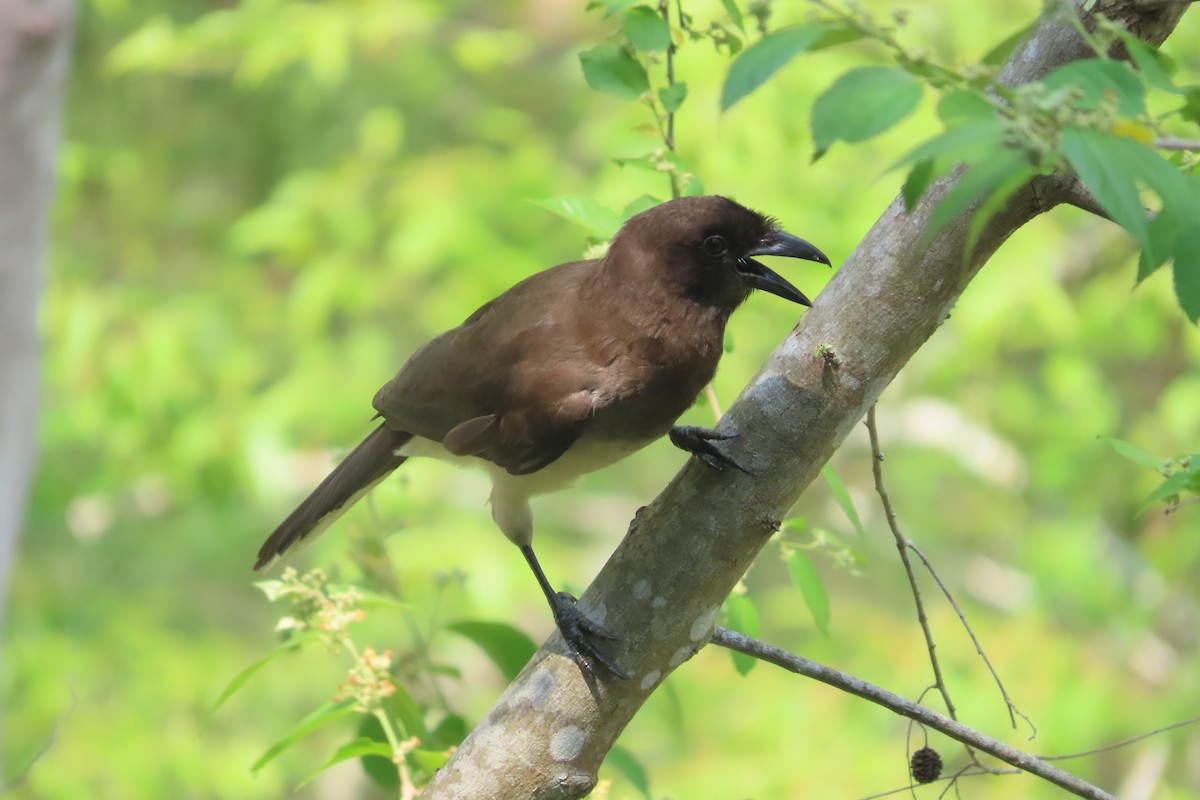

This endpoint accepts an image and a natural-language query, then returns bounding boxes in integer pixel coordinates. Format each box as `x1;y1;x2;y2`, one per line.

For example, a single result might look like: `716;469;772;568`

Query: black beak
737;232;830;307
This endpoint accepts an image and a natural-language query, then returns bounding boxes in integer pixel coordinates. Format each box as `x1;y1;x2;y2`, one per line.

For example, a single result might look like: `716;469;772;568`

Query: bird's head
608;195;830;309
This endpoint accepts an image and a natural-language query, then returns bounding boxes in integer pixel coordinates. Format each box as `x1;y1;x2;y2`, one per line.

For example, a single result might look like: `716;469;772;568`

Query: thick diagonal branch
421;2;1189;798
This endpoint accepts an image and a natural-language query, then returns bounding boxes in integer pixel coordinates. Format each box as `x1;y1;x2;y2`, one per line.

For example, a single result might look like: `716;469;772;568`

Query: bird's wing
373;261;605;475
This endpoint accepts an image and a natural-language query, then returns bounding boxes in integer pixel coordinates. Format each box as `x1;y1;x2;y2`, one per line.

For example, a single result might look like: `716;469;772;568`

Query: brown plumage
255;195;829;677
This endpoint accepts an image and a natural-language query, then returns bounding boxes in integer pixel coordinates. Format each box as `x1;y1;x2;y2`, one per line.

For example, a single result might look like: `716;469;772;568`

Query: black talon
669;425;754;475
521;545;630;680
548;591;630;679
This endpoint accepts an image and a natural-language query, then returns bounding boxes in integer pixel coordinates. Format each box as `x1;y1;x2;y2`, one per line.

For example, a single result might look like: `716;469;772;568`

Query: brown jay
255;195;829;678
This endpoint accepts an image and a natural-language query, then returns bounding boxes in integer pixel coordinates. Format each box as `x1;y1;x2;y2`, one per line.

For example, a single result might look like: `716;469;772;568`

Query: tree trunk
0;0;73;722
422;1;1189;797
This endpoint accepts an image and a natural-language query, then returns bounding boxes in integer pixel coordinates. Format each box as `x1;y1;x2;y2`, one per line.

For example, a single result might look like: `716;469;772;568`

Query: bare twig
1038;715;1200;761
866;405;959;722
710;627;1116;800
1154;136;1200;151
906;542;1035;736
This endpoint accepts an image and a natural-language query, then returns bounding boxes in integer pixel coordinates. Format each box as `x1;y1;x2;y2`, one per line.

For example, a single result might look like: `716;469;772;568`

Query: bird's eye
702;235;729;257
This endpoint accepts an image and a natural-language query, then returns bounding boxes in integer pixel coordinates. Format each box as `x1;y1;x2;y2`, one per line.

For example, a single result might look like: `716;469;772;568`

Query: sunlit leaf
532;195;624;237
721;24;830;110
1097;436;1165;470
981;22;1035;67
623;194;662;217
579;43;650;100
446;620;537;681
1142;460;1200;510
622;6;670;52
211;631;320;711
251;700;356;773
297;738;395;788
658;81;688;113
606;745;653;799
720;0;744;32
812;67;922;158
787;551;831;636
723;593;760;676
820;464;864;540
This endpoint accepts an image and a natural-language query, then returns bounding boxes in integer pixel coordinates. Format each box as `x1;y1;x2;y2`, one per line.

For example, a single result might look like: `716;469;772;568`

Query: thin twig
1038;715;1200;761
709;627;1116;800
866;405;958;722
906;542;1036;737
1154;136;1200;151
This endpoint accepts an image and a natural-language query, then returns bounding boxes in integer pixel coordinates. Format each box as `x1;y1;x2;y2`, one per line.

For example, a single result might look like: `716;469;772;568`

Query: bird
255;195;829;678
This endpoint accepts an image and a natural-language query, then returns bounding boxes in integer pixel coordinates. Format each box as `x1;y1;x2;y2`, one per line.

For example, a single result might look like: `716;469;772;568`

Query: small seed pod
910;746;943;784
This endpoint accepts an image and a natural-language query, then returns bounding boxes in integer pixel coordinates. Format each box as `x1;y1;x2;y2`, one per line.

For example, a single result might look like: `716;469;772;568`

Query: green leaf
938;90;995;127
902;159;937;212
410;748;451;773
1043;59;1145;116
594;0;642;17
723;593;761;676
532;195;623;238
721;24;830;110
1119;36;1183;95
1173;217;1200;323
811;67;923;157
926;149;1030;240
891;120;1007;171
787;551;831;636
1097;435;1165;470
579;43;650;100
720;0;745;32
1060;128;1149;246
658;81;688;113
606;745;653;799
429;712;469;749
981;22;1035;67
211;631;320;711
622;194;662;218
622;6;670;52
959;158;1039;260
446;620;537;681
251;700;356;773
1140;206;1183;281
820;464;864;540
1142;460;1200;509
297;738;395;789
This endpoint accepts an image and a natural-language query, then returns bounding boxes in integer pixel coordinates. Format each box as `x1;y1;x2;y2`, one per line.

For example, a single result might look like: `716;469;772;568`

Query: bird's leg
669;425;754;475
519;544;630;680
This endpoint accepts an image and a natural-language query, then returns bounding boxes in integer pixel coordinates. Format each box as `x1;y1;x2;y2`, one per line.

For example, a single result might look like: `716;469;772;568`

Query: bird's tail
254;425;412;570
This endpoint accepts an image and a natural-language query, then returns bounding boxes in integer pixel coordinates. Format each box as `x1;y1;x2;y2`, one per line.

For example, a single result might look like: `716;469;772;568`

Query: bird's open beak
737;232;831;307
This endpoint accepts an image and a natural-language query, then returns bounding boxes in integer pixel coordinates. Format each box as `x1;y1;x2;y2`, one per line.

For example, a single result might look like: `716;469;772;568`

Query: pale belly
397;432;652;498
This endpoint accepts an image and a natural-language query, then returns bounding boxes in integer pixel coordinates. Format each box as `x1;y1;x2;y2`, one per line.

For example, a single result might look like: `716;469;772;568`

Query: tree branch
709;628;1116;800
420;1;1191;797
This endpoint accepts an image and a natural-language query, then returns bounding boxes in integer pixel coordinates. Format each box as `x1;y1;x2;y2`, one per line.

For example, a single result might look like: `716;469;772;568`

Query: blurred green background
4;0;1200;797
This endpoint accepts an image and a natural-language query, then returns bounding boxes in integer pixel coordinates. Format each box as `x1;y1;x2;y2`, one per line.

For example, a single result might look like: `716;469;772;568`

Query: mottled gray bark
423;1;1189;797
0;0;72;667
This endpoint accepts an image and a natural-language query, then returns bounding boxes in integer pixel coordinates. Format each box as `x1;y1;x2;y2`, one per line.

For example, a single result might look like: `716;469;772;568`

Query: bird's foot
669;425;754;475
549;591;630;680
